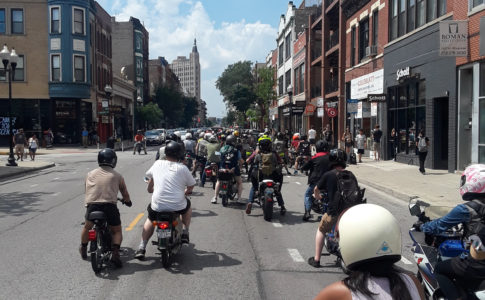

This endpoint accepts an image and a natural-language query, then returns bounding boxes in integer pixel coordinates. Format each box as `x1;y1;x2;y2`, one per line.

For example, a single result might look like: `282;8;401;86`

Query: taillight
417;257;423;265
222;184;227;189
88;230;96;241
158;221;169;229
266;182;274;187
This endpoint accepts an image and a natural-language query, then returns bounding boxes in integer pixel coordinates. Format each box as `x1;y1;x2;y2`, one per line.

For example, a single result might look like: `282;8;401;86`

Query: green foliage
255;67;276;129
137;102;163;128
216;61;256;112
152;85;199;128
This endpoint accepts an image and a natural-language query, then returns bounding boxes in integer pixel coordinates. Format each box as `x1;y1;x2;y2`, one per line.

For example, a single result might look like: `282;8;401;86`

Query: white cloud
102;0;276;117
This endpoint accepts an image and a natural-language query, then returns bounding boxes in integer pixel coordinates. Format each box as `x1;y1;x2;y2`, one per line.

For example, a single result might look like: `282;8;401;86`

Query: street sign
327;108;337;118
368;94;386;102
347;99;358;114
317;107;324;117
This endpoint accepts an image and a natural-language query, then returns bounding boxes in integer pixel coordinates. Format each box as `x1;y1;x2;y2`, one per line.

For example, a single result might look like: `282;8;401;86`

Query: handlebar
117;197;132;207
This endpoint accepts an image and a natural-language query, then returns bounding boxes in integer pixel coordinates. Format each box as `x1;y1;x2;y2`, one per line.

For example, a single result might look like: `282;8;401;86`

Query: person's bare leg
181;207;192;229
314;229;325;262
141;218;155;242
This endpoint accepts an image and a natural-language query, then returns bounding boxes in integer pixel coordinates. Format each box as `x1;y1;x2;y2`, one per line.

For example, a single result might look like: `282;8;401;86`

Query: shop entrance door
433;97;449;170
458;68;473;170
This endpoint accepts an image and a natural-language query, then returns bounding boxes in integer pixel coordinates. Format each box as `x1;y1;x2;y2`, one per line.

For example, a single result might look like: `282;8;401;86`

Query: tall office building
170;39;200;102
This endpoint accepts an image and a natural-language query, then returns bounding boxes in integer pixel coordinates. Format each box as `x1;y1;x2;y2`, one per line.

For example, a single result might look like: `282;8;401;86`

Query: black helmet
258;138;272;153
98;148;117;168
165;141;182;159
315;140;329;153
301;134;308;140
226;134;236;146
329;149;347;168
277;132;285;140
166;133;178;143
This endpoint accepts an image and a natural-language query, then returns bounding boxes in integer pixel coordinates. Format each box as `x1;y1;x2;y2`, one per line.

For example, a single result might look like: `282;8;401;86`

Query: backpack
206;143;221;163
220;145;236;166
260;152;275;176
334;170;365;211
349;152;357;165
198;140;208;157
299;141;311;155
418;137;427;152
464;200;485;242
274;140;285;154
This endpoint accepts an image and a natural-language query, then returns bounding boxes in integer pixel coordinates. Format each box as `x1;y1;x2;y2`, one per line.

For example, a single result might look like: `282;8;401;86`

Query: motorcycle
408;198;485;300
135;141;143;154
151;207;185;268
218;168;237;207
257;178;280;221
204;162;218;189
88;198;131;274
184;152;195;171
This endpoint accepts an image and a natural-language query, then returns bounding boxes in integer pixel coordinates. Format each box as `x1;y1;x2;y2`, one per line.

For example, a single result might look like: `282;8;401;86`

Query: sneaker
181;232;190;244
246;203;252;215
308;257;321;268
79;245;87;260
211;197;217;204
302;210;311;221
293;170;298;175
111;248;123;268
280;205;287;216
134;248;146;260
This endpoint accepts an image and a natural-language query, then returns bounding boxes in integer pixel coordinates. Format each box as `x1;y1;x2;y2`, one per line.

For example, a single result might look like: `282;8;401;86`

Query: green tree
216;61;256;113
152;85;184;128
181;96;199;127
255;67;276;129
137;102;163;129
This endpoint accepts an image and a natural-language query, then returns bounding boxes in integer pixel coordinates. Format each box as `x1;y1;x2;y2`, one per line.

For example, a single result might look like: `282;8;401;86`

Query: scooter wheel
161;249;170;268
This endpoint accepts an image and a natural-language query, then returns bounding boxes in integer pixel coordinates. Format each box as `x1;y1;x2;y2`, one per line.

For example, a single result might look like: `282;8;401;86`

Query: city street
0;147;418;299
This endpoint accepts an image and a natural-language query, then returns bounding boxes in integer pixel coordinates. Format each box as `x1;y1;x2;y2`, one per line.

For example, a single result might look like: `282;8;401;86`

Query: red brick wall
454;0;485;66
344;0;388;82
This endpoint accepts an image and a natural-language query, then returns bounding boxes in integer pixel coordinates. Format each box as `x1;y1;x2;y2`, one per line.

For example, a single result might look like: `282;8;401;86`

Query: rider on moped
135;142;196;259
80;148;132;267
213;135;243;204
415;164;485;299
133;130;147;154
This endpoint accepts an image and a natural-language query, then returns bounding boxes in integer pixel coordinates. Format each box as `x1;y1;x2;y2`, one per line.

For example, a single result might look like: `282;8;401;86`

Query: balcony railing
311;43;322;61
326;29;339;51
325;77;339;94
325;0;337;9
311;86;322;98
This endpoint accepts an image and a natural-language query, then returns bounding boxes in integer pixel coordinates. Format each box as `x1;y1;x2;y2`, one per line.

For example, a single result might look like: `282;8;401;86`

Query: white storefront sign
371;102;378;117
317;107;324;117
317;97;324;107
347;99;359;114
356;101;371;119
396;67;410;81
439;20;468;57
350;69;384;100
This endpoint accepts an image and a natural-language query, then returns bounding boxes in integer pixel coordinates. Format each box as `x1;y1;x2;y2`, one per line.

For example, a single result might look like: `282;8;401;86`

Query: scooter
257;179;279;221
135;141;143;154
204;162;218;189
408;198;485;300
151;209;185;268
218;168;237;207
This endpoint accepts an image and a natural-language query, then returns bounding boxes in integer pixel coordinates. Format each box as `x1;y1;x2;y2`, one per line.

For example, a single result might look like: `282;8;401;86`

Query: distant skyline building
170;39;201;101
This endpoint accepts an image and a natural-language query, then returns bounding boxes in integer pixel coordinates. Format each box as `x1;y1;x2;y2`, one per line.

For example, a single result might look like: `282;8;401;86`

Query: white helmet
209;135;218;143
199;132;205;139
174;131;181;138
204;133;212;141
338;204;401;270
185;132;192;140
460;164;485;200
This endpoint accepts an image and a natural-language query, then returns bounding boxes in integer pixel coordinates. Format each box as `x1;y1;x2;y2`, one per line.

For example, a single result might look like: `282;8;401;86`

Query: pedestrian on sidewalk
417;130;429;174
82;127;89;148
372;124;382;161
13;128;26;161
323;124;333;147
28;134;39;161
389;128;397;161
341;127;353;158
355;129;366;163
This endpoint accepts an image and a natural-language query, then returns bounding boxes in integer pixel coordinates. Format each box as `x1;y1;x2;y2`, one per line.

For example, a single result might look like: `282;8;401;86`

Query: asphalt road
0;147;417;299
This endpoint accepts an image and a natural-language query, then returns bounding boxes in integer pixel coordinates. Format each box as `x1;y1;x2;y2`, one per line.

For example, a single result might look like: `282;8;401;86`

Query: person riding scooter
133;130;147;154
213;135;243;203
415;164;485;299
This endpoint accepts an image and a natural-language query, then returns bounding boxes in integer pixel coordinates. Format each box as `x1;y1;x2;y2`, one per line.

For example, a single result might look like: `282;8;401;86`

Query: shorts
318;213;337;234
345;142;353;148
309;138;316;144
85;203;121;226
357;149;365;154
29;147;37;153
147;199;191;221
15;144;24;153
373;142;380;151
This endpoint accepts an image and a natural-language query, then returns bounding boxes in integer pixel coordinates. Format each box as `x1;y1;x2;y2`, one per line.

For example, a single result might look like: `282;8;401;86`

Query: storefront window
398;85;407;107
479;99;485;163
480;63;485;97
418;81;426;105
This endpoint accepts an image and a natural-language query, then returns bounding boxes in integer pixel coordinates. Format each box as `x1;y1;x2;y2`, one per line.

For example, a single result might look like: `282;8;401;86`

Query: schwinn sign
439;20;468;57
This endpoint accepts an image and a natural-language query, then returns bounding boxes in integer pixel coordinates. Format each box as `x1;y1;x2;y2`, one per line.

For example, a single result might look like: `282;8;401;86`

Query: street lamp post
136;96;142;132
104;84;113;138
0;44;19;167
287;84;293;134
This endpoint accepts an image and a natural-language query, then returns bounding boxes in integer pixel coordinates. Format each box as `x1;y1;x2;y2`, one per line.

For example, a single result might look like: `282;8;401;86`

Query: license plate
265;188;274;194
157;229;171;238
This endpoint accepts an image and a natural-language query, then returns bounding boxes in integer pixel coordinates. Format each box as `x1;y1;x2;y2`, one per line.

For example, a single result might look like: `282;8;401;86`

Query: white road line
71;172;77;174
30;184;38;187
286;176;292;179
272;221;283;228
53;177;60;180
52;192;61;197
295;181;301;185
400;256;413;265
287;248;305;262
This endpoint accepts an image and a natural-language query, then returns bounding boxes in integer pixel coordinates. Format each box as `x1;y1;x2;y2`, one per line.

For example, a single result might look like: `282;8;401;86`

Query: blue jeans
304;184;316;211
201;161;210;185
248;186;255;203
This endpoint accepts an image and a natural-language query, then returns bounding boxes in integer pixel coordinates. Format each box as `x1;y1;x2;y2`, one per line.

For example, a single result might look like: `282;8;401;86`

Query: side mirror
143;176;150;183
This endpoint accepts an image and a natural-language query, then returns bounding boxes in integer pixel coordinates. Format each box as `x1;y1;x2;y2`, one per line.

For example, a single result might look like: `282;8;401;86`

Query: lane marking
71;171;77;175
126;213;145;231
272;221;283;228
52;192;61;197
53;177;60;180
288;248;305;262
286;176;292;179
30;184;38;187
295;182;301;185
400;256;413;265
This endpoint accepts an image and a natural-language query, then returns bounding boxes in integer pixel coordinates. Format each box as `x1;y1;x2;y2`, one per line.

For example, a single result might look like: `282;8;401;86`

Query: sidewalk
0;159;55;180
348;157;461;207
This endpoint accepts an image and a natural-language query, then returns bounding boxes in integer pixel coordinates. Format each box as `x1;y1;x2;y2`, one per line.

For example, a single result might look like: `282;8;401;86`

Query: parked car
145;130;163;145
154;128;166;142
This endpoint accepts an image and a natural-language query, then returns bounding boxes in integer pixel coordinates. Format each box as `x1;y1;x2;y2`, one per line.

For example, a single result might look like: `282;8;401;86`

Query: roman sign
439;20;468;57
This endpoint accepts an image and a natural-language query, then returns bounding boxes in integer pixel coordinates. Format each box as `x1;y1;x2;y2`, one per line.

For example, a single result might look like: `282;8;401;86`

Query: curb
0;163;56;180
358;178;418;202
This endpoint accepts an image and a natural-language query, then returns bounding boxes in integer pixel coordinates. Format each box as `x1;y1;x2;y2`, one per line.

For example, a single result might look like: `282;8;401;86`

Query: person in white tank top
314;204;425;300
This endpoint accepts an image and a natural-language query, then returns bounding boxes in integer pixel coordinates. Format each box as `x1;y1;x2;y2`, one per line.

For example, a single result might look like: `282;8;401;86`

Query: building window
391;0;398;40
285;34;291;60
470;0;485;10
13;55;24;81
351;26;356;66
278;76;284;95
407;0;415;32
279;43;284;66
50;7;60;33
11;9;24;34
73;8;84;35
0;9;5;34
427;0;437;21
398;0;406;36
359;18;369;61
285;70;291;92
438;0;447;16
372;10;379;46
51;54;61;82
299;64;304;94
74;55;85;82
417;0;425;27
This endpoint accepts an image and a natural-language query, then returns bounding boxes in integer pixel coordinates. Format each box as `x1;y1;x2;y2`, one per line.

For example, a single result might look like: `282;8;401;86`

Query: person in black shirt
301;140;330;221
372;124;383;161
308;149;347;268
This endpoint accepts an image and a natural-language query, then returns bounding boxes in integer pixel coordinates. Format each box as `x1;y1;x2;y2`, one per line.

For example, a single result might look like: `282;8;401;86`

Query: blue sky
97;0;303;117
